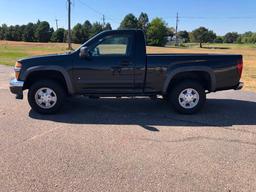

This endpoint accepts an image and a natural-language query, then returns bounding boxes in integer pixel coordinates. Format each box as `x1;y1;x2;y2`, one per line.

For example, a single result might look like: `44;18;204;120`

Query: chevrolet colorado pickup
10;29;243;114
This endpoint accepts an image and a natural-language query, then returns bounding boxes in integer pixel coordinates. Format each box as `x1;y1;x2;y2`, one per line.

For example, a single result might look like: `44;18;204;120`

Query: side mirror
79;47;90;58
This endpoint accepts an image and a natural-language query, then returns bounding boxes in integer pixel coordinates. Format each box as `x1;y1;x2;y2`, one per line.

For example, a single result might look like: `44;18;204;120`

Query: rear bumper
9;79;24;99
234;82;244;90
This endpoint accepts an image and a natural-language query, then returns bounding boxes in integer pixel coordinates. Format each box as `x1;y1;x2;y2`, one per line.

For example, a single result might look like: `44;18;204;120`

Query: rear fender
163;66;216;93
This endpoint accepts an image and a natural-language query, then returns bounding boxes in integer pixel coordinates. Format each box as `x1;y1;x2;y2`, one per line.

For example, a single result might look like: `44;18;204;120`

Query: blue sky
0;0;255;35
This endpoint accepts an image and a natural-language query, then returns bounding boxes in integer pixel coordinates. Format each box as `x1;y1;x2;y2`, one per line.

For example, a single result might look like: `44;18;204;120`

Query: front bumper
9;79;24;99
234;82;244;90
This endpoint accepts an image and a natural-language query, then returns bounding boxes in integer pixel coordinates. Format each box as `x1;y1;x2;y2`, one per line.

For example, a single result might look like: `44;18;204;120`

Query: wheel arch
163;67;216;94
22;66;74;95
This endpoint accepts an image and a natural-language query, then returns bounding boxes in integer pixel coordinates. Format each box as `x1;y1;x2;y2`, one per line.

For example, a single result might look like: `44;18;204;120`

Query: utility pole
55;19;59;30
67;0;72;50
175;12;179;46
102;15;106;28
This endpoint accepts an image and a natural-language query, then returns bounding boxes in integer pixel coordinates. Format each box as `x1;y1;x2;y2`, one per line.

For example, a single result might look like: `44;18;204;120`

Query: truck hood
18;52;73;67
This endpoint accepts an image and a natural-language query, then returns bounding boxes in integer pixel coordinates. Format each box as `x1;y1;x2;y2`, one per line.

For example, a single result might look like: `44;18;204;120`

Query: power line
77;0;102;15
179;16;256;20
76;0;119;24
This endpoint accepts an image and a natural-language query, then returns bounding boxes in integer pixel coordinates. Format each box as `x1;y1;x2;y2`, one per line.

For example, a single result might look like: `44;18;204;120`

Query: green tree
35;21;52;42
236;36;242;44
242;32;253;43
103;23;112;31
51;28;65;42
90;22;103;37
119;13;138;29
10;25;25;41
239;31;256;44
138;12;149;32
146;18;168;46
0;27;2;40
250;33;256;44
72;23;84;44
18;25;26;41
190;27;216;48
4;25;17;41
0;24;8;40
214;36;224;43
223;32;239;43
23;23;36;42
82;20;92;42
178;30;190;43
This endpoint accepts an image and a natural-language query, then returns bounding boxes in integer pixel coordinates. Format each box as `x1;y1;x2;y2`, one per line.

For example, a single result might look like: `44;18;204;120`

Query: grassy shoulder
0;40;255;92
0;41;79;66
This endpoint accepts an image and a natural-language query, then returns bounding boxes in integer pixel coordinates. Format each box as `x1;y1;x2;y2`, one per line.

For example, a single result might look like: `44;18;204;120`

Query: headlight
14;61;22;79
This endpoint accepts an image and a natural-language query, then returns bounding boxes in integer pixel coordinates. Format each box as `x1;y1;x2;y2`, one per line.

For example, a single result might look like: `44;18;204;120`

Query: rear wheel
168;80;206;114
28;80;66;114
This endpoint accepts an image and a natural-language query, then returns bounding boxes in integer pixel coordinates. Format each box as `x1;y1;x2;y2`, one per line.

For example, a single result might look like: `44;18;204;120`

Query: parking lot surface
0;65;256;192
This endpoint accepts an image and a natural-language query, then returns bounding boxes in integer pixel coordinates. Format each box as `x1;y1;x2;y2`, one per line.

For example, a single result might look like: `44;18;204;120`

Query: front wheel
168;80;206;114
28;80;66;114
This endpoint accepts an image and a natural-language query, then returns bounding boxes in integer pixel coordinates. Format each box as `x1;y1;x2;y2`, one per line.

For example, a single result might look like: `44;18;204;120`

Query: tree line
0;12;256;47
0;20;112;43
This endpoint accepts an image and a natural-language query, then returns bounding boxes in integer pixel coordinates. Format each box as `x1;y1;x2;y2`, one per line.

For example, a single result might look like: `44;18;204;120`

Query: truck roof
107;29;143;32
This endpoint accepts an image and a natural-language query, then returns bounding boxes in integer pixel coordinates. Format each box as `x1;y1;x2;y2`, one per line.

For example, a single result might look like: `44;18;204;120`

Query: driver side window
90;35;131;56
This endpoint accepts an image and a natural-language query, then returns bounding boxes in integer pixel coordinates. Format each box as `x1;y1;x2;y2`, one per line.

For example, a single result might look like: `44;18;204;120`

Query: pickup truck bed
146;53;242;92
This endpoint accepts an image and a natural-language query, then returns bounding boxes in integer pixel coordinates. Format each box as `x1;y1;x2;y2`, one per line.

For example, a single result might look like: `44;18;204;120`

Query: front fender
21;65;75;94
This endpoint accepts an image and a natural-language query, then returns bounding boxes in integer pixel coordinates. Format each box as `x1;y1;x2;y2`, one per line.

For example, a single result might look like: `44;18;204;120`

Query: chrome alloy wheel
35;87;57;109
178;88;199;109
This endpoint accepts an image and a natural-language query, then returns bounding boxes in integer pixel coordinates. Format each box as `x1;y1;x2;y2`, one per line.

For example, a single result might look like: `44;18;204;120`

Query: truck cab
72;30;147;95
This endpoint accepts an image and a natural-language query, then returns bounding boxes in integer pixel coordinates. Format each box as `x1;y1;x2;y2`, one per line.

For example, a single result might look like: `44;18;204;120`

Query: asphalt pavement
0;65;256;192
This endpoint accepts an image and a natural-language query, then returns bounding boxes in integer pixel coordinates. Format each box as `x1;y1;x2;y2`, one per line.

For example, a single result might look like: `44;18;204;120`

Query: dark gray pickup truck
10;29;243;114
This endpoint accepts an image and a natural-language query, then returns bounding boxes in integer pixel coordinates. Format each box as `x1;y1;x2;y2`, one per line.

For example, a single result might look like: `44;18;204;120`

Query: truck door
73;32;135;94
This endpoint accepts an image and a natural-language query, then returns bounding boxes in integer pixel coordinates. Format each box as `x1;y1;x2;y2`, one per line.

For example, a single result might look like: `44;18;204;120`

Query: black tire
28;80;66;114
168;80;206;114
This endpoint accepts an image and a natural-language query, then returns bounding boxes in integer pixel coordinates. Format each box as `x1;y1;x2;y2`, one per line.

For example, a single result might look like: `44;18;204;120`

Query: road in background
1;65;256;192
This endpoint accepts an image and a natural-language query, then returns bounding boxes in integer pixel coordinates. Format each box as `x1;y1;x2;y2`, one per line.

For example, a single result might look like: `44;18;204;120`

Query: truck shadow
29;97;256;132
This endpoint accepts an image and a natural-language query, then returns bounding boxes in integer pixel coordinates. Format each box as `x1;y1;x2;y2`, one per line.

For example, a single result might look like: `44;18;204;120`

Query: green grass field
0;40;255;92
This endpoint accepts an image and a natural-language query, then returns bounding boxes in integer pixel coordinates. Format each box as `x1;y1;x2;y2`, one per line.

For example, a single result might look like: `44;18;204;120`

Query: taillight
237;60;243;78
